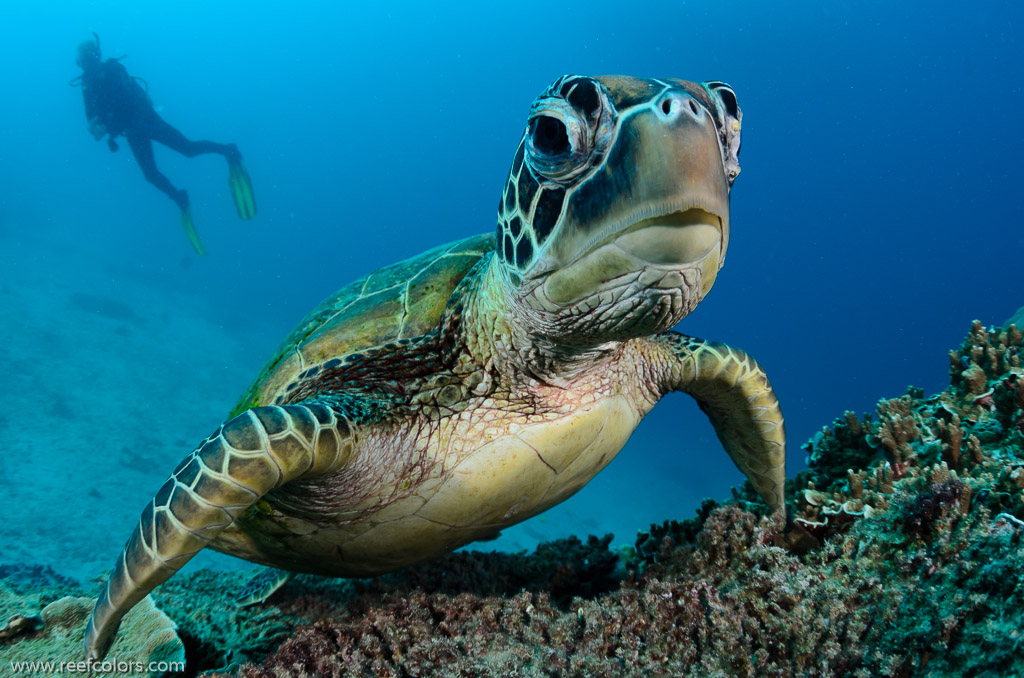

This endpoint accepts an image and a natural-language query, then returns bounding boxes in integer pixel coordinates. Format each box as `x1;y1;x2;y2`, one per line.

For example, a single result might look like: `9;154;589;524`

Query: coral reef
0;565;84;646
2;592;184;677
3;317;1023;677
145;534;620;673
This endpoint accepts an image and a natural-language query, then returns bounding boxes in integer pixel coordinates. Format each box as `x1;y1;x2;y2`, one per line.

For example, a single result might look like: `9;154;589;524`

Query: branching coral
874;395;922;474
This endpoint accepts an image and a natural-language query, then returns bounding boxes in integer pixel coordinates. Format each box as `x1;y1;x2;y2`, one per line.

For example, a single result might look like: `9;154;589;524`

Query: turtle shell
231;233;495;416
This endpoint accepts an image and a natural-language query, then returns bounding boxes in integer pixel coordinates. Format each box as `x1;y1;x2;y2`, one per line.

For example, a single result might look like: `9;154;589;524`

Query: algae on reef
2;316;1023;677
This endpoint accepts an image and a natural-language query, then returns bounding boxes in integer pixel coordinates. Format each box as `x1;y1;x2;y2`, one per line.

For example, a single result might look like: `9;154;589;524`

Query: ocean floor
0;224;713;586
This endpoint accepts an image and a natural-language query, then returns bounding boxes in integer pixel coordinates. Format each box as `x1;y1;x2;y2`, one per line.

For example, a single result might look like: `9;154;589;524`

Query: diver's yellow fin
180;205;206;255
229;162;257;220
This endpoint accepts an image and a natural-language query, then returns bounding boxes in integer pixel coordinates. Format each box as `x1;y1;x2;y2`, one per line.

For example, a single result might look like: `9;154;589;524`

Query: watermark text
9;658;185;674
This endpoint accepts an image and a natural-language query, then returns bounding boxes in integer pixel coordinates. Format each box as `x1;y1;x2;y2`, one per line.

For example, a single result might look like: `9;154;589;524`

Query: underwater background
1;0;1021;599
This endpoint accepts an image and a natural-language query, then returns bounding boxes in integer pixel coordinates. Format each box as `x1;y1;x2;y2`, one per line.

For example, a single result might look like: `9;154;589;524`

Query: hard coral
145;534;620;674
3;595;184;677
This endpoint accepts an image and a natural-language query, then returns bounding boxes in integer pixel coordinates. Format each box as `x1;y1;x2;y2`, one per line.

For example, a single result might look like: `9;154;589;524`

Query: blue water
1;1;1021;581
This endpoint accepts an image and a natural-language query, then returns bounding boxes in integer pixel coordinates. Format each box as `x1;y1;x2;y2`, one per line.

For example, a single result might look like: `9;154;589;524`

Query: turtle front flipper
84;403;354;661
653;332;786;512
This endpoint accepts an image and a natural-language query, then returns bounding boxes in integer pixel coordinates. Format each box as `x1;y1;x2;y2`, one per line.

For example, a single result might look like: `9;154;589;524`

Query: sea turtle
86;74;786;659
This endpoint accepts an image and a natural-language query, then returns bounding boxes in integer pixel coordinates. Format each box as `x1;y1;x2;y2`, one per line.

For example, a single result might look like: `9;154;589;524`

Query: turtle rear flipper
236;568;293;607
84;403;353;661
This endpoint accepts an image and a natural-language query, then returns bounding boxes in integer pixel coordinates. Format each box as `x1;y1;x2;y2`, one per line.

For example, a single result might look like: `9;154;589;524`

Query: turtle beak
598;207;723;267
537;206;725;307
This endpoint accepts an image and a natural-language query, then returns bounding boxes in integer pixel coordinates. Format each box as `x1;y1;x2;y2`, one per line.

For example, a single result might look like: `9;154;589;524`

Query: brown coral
935;414;965;466
875;395;921;472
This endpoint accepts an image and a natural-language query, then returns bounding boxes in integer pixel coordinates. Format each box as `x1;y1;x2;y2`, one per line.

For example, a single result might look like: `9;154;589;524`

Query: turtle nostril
688;99;700;116
661;99;673;115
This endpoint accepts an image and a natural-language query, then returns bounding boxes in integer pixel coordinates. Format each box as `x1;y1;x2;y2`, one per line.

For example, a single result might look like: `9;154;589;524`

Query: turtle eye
525;105;589;182
525;76;614;184
530;115;570;158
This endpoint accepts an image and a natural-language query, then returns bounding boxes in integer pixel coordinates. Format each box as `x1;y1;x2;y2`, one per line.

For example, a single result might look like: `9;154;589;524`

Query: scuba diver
72;34;255;255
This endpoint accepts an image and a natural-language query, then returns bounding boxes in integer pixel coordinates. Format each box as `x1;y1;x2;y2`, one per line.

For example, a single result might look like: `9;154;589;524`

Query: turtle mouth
611;208;723;265
536;207;726;306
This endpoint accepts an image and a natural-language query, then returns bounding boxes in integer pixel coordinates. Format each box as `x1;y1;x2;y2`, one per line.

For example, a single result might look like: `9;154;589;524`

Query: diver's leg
127;133;206;253
147;114;237;160
145;114;255;219
126;134;187;209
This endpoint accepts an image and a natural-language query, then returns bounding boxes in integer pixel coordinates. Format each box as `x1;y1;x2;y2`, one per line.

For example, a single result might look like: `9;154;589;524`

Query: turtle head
496;75;742;345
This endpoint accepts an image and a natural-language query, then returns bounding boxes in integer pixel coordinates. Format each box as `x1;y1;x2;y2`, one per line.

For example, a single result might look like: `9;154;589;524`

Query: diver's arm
88;118;106;141
82;82;100;134
81;69;108;142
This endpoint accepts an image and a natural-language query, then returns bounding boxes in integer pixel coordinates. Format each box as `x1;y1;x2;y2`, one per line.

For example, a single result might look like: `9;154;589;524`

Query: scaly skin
87;74;785;661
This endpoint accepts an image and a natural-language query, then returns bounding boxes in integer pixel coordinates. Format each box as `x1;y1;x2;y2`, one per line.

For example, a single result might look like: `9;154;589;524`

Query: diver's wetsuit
80;59;239;209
